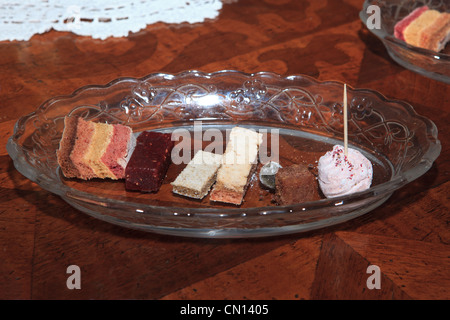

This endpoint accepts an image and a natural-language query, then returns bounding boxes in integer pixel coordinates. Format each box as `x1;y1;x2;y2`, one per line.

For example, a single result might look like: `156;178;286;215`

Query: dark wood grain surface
1;0;448;301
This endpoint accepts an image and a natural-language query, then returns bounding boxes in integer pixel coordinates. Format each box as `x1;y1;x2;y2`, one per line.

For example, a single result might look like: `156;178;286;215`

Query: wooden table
1;0;448;302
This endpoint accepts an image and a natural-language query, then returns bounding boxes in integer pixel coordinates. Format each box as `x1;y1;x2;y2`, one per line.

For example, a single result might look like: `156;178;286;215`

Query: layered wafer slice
171;150;223;199
209;127;263;205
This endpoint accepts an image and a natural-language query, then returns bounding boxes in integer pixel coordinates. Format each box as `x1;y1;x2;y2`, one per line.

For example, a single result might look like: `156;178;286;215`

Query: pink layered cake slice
57;116;135;180
394;6;450;52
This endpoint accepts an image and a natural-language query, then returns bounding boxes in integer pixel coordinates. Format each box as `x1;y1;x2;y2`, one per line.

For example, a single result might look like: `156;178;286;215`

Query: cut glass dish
7;70;441;238
360;0;450;83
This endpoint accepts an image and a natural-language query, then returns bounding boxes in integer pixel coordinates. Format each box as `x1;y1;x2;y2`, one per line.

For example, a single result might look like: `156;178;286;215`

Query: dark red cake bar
125;131;174;192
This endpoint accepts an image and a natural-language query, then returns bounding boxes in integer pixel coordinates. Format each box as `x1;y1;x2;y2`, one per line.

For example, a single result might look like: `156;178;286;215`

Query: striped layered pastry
394;6;450;52
209;126;263;205
57;116;136;180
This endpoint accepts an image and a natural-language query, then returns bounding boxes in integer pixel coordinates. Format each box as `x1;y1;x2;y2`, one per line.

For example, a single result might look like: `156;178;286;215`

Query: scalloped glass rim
7;70;441;238
360;0;450;83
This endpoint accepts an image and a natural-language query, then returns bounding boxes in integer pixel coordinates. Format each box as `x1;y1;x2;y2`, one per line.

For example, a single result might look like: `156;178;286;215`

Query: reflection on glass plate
7;70;441;238
360;0;450;83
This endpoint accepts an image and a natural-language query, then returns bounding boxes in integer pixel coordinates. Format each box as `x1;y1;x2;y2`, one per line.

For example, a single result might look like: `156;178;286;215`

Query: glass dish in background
360;0;450;84
7;70;441;238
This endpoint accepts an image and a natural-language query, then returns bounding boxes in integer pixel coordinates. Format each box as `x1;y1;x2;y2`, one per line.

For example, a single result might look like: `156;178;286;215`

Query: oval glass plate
360;0;450;84
7;70;441;238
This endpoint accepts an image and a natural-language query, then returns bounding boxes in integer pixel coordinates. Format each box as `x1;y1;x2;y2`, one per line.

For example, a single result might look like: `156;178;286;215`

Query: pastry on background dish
394;6;429;41
394;6;450;52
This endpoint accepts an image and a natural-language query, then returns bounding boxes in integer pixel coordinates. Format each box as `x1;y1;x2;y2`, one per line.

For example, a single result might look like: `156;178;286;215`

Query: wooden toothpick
343;83;348;156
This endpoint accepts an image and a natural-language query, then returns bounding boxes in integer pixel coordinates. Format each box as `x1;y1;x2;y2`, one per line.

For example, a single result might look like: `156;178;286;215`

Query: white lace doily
0;0;223;41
